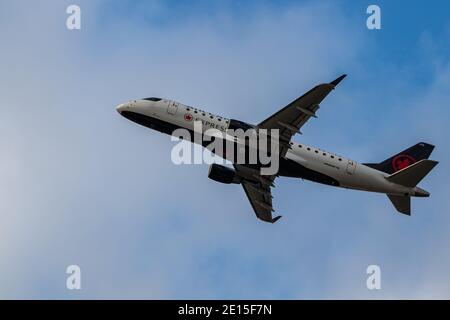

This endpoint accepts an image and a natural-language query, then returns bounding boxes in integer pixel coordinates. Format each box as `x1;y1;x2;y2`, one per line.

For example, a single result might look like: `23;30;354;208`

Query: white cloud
0;0;448;299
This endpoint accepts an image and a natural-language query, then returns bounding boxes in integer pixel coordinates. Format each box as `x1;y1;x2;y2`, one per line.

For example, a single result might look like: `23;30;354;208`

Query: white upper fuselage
116;98;420;197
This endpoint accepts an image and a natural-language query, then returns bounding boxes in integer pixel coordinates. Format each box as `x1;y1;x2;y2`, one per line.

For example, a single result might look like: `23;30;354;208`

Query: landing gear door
168;101;178;115
346;159;356;175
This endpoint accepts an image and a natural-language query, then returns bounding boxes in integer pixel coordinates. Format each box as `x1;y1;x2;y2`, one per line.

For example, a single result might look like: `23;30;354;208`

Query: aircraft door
168;101;179;115
346;159;356;175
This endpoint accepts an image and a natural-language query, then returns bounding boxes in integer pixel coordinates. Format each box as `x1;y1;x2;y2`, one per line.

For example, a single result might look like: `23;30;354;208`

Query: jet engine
208;164;241;184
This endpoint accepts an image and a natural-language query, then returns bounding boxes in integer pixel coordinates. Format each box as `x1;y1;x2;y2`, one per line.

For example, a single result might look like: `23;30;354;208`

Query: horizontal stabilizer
386;159;438;188
387;195;411;215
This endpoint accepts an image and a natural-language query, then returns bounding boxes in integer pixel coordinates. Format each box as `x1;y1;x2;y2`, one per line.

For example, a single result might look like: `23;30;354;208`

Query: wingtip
271;215;282;223
330;74;347;86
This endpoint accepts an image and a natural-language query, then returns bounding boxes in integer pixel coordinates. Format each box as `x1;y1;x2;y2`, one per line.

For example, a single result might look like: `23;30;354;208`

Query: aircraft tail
364;142;435;174
386;159;438;215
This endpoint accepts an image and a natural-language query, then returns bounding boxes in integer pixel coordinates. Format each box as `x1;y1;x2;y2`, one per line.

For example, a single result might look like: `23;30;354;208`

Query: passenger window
331;155;335;159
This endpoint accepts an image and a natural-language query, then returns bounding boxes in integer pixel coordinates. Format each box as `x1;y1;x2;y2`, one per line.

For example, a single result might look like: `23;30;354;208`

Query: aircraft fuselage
116;98;428;199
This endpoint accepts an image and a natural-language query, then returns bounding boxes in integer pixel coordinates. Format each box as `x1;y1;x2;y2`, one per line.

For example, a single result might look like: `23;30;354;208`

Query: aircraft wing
258;74;346;157
234;164;282;223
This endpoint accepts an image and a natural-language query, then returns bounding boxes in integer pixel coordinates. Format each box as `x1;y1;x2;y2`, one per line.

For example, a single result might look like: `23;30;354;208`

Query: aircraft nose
116;103;128;114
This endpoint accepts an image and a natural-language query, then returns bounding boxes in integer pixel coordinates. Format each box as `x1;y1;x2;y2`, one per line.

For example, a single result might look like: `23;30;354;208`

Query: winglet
330;74;347;86
271;215;282;223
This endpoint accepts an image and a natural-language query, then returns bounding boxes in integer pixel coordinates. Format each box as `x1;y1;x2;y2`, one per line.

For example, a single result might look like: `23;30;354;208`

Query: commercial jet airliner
117;75;438;223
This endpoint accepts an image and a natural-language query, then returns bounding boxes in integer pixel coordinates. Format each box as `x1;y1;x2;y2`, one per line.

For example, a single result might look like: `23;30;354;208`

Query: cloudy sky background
0;0;449;299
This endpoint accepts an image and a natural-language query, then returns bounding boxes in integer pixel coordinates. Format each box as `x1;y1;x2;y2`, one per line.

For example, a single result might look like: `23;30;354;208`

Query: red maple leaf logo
184;113;193;122
392;155;416;172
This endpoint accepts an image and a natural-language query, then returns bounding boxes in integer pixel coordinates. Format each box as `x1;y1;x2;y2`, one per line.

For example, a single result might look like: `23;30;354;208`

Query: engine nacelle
208;164;241;184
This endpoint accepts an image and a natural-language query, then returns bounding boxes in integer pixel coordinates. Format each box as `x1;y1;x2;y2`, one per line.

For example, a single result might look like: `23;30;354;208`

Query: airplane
116;74;438;223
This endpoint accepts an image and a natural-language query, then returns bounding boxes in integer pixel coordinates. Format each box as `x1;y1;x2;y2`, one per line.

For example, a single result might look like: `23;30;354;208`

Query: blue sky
0;0;449;299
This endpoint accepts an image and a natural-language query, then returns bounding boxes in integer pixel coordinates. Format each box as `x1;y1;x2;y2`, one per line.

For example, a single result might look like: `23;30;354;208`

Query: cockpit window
143;97;162;102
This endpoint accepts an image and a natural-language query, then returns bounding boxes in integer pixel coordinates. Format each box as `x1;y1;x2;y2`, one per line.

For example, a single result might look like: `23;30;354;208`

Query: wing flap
257;75;346;157
241;181;281;223
234;164;281;223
